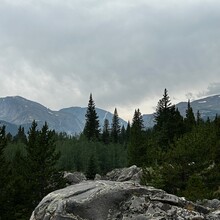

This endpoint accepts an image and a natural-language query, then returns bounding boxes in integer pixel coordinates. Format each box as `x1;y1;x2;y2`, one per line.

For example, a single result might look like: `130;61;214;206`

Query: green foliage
128;109;145;166
13;126;27;144
184;100;196;133
183;174;209;201
83;93;100;141
142;119;220;200
86;153;99;179
102;119;110;145
0;125;10;219
142;166;165;189
7;149;30;219
111;108;121;143
4;142;26;162
56;138;127;175
25;121;65;211
154;88;184;150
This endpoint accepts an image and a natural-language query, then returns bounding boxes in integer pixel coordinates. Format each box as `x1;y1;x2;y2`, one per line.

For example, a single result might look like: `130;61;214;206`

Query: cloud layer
0;0;220;120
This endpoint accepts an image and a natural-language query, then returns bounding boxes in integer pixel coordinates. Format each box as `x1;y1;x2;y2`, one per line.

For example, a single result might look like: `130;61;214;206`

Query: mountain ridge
143;94;220;128
0;94;220;135
0;96;127;135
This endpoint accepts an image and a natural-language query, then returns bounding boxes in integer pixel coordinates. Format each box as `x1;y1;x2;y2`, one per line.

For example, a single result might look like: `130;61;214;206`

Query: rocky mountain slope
0;96;127;135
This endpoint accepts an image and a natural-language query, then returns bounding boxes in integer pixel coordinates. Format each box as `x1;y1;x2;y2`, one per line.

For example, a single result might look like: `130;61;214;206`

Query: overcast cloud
0;0;220;120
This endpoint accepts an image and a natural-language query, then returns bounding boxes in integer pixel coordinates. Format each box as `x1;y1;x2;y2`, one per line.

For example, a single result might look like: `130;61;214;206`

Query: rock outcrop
63;171;86;185
30;180;220;220
104;165;143;183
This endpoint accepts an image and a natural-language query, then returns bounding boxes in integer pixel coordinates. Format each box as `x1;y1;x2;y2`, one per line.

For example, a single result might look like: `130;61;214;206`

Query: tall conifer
128;109;145;166
83;94;100;141
184;100;196;132
111;108;121;143
154;88;179;150
0;125;9;219
102;119;110;144
25;121;63;210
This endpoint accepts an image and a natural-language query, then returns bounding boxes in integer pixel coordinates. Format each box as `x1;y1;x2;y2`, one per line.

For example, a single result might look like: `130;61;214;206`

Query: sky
0;0;220;121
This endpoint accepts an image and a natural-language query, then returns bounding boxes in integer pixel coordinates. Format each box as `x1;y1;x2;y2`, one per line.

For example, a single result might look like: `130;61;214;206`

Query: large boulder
30;180;220;220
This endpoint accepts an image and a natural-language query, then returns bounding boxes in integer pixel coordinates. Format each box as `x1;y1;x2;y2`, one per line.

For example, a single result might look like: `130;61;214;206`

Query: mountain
143;94;220;128
0;96;127;135
0;120;18;136
1;94;220;134
176;94;220;118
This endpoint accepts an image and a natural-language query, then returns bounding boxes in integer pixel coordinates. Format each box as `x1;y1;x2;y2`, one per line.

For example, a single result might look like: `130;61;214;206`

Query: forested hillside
0;90;220;219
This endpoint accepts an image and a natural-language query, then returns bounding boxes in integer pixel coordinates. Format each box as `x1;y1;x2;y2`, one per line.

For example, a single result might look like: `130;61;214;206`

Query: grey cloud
0;0;220;119
197;83;220;98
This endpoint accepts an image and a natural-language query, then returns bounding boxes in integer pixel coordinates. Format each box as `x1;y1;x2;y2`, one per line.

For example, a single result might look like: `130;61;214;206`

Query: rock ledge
30;180;220;220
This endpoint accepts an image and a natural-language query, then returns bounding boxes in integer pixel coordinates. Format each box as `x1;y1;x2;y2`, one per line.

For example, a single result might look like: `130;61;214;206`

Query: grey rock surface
104;165;143;183
30;180;220;220
64;171;87;185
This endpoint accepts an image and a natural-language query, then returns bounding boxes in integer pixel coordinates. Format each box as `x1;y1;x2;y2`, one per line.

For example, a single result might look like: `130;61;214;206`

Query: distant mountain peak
0;96;127;136
143;94;220;128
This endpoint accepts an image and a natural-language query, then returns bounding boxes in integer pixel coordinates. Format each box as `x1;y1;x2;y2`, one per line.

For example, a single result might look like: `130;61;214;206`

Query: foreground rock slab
30;180;220;220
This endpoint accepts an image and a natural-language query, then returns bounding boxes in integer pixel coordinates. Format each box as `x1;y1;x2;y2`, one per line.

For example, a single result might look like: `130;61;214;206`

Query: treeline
58;91;220;201
77;91;220;201
0;89;220;219
0;94;129;219
127;89;220;201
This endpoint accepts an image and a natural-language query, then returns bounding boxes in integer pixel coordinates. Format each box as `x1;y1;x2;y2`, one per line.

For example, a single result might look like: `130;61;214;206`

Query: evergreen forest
0;90;220;219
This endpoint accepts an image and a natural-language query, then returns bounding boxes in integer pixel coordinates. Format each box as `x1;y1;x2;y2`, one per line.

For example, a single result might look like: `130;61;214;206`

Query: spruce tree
128;109;145;166
184;100;196;132
111;108;121;143
83;94;100;141
13;125;27;144
119;125;126;145
196;110;203;125
125;121;131;144
86;153;99;180
25;121;63;211
0;125;9;219
8;149;29;219
172;108;185;139
154;88;177;150
102;119;110;144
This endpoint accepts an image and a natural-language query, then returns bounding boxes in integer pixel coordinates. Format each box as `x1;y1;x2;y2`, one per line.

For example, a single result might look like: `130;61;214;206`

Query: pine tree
184;100;196;132
172;108;185;139
154;88;172;124
119;125;126;145
111;108;121;143
154;88;176;149
83;94;100;141
128;109;145;166
13;125;27;144
25;121;63;210
8;149;29;219
86;154;99;180
102;119;110;144
0;125;9;219
196;110;203;125
125;121;131;144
